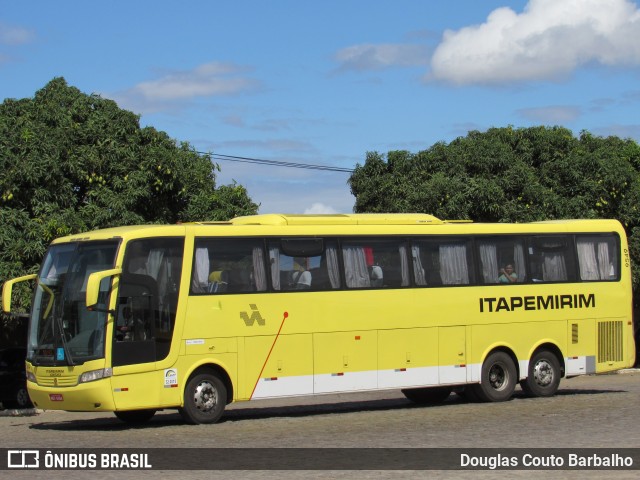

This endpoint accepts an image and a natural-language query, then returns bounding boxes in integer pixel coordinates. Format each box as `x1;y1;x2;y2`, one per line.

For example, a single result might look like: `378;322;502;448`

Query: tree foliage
349;125;640;291
0;77;258;322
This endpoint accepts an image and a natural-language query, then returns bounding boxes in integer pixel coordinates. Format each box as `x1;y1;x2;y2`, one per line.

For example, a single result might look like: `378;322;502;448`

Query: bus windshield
29;240;119;366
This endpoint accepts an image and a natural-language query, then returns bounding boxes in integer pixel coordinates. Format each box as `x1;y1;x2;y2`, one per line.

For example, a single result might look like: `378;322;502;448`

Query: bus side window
342;239;409;289
191;239;268;295
576;234;619;281
477;237;526;285
268;239;342;291
528;236;576;282
412;238;476;286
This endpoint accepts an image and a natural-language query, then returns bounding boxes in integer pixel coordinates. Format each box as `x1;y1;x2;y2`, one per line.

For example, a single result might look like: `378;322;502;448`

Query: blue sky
3;0;640;214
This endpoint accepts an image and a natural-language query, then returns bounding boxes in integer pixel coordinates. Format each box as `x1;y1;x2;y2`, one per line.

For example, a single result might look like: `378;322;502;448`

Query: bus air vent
597;321;623;363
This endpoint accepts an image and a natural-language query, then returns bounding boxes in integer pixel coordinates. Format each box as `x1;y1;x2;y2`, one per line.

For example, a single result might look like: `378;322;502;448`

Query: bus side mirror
86;268;122;311
2;274;37;313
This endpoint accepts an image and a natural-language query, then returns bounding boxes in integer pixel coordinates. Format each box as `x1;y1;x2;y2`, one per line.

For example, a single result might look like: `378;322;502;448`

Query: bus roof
226;213;444;226
49;214;625;244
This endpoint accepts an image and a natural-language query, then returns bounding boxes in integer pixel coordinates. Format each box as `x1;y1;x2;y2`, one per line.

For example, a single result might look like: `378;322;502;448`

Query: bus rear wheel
520;350;561;397
180;372;227;425
402;386;452;404
114;409;156;424
472;351;516;402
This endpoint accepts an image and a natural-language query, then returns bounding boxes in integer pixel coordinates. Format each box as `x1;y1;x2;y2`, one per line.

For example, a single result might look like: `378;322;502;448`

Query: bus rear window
576;234;619;281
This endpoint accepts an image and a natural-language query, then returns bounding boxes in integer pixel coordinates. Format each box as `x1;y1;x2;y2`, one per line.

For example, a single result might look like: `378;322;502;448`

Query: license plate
49;394;63;401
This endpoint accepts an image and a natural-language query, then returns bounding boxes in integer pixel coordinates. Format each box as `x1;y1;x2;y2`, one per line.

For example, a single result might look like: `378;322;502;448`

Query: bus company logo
479;293;596;313
240;304;265;326
164;369;178;388
7;450;39;469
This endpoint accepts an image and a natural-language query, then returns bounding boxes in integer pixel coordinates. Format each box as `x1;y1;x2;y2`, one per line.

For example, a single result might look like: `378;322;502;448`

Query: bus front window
29;241;119;366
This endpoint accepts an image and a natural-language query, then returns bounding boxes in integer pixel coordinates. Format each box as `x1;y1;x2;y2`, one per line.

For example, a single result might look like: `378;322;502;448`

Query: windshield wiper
53;313;75;366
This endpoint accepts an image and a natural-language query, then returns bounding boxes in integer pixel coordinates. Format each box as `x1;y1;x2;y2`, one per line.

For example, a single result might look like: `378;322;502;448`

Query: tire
520;350;561;397
472;351;517;402
15;386;33;409
179;372;227;425
114;409;156;424
402;386;452;404
3;386;33;409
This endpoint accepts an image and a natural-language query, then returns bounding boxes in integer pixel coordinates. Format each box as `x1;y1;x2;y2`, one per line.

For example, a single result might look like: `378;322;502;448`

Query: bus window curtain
269;247;281;290
343;247;371;288
252;247;267;291
439;244;469;285
577;239;611;280
326;246;341;288
411;246;427;286
513;243;525;282
192;248;209;293
147;250;164;279
399;245;410;286
598;241;611;279
147;249;169;296
577;240;599;280
543;253;567;281
478;243;498;284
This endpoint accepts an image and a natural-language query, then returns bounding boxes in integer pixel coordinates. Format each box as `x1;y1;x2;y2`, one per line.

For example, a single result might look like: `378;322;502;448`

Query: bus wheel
180;372;227;425
3;386;33;409
520;351;561;397
15;386;33;409
473;351;516;402
114;409;156;424
401;386;452;404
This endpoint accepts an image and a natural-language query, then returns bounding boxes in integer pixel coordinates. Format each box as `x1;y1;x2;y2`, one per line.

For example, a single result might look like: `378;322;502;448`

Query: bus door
111;238;184;410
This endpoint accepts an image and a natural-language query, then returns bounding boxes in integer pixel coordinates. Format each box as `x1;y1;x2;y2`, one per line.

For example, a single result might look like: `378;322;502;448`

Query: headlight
26;371;37;383
79;368;113;384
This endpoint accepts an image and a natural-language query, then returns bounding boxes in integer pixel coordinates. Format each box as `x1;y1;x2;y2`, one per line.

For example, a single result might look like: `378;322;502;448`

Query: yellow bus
2;214;636;424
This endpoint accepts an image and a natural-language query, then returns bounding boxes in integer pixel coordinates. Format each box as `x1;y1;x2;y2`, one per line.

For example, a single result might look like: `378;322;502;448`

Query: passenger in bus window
498;264;518;284
292;258;312;289
370;265;383;287
208;271;228;293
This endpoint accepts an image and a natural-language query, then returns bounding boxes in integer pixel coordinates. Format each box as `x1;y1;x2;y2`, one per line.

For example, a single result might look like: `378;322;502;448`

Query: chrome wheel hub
533;360;554;387
193;381;217;413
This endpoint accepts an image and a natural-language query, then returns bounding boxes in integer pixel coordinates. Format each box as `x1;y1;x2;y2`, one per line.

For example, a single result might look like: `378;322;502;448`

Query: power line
201;152;355;173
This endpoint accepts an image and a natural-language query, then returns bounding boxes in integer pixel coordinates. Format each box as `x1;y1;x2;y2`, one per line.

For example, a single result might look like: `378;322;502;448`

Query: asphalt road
1;371;639;479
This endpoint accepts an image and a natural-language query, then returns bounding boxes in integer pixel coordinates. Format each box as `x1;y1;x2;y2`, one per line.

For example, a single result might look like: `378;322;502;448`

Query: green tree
352;127;640;225
0;78;258;321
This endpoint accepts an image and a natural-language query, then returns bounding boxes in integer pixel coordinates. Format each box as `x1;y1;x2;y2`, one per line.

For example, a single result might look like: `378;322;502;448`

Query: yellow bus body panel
20;215;635;413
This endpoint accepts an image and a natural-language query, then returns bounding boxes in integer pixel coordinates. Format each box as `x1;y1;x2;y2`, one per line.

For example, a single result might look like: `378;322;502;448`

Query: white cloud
111;62;260;113
0;22;35;45
430;0;640;85
134;63;258;100
517;105;583;123
304;203;339;214
334;43;429;72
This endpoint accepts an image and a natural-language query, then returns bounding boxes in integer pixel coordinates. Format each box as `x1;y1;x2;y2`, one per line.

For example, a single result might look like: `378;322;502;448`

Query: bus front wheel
520;351;561;397
180;372;227;425
472;351;516;402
